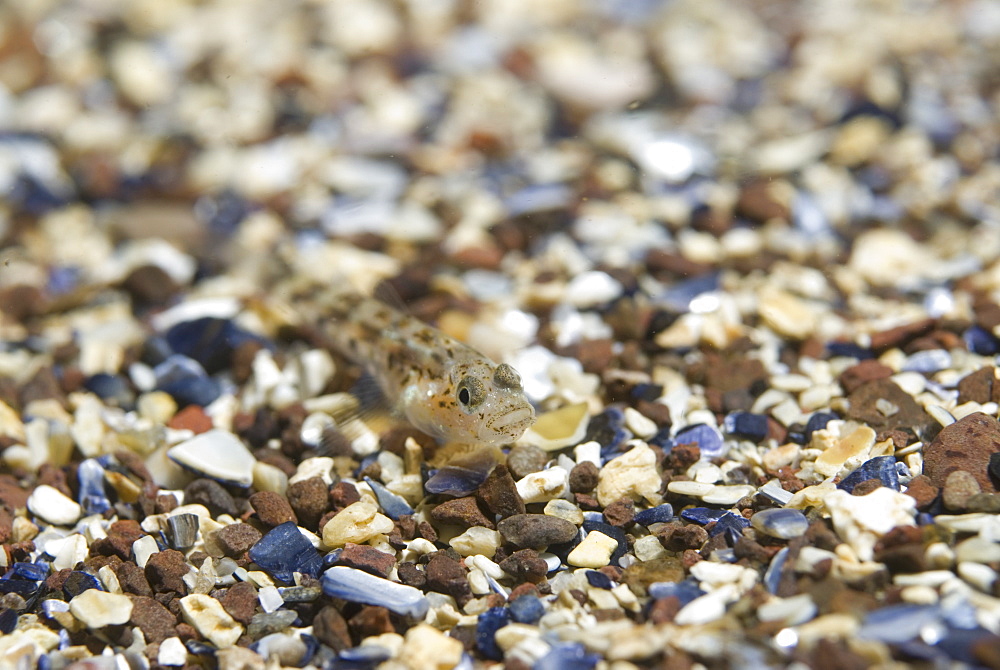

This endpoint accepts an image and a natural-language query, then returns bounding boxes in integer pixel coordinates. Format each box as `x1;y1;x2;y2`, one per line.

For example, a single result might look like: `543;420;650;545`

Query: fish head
406;359;535;446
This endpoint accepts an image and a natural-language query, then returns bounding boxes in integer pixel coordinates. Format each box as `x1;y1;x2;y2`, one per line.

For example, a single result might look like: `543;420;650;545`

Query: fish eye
456;376;486;409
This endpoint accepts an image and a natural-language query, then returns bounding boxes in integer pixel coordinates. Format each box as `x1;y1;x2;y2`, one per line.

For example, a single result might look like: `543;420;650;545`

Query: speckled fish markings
323;293;535;446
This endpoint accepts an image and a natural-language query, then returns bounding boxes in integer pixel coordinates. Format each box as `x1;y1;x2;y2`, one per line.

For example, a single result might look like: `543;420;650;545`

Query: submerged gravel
3;0;1000;668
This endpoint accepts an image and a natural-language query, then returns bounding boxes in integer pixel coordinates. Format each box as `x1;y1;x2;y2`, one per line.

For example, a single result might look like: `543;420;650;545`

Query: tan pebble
567;530;617;568
596;442;662;507
321;501;394;547
179;594;243;648
814;425;876;477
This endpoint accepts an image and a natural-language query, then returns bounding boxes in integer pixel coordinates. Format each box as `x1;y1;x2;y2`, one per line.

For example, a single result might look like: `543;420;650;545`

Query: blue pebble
425;462;492;496
364;477;414;520
83;373;131;405
674;423;725;458
9;562;48;581
154;354;222;407
964;326;1000;355
585;570;613;589
508;595;545;624
0;608;18;634
633;504;674;527
40;599;70;620
901;349;951;374
680;507;726;525
763;547;789;594
723;412;769;442
185;640;216;655
47;266;82;296
338;645;392;665
322;566;428;618
585;408;632;450
656;272;720;313
0;579;38;595
77;459;111;516
63;571;102;598
858;604;941;644
248;522;323;583
751;508;809;539
475;608;510;661
647;579;704;605
647;426;674;450
710;512;751;545
837;455;900;493
631;384;663;402
534;642;601;670
581;520;627;564
803;411;837;443
825;341;874;359
165;317;270;375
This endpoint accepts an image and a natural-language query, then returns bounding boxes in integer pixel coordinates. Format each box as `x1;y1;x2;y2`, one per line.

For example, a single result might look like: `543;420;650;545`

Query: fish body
321;292;535;446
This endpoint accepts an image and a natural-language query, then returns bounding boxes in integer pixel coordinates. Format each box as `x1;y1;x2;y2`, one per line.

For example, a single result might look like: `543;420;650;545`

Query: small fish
320;292;535;446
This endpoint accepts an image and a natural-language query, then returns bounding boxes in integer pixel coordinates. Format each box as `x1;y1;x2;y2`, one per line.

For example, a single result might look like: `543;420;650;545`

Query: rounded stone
496;514;579;548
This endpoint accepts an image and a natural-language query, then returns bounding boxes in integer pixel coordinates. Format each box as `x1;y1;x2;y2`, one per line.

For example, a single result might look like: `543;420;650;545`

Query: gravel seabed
3;1;1000;669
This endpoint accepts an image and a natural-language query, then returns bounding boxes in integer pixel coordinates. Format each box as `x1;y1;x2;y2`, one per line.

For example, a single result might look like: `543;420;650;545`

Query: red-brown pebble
145;549;190;595
220;581;258;625
167;405;213;433
286;476;330;531
249;490;298;527
923;412;1000;493
337;543;396;578
128;595;178;644
214;523;263;557
431;496;495;529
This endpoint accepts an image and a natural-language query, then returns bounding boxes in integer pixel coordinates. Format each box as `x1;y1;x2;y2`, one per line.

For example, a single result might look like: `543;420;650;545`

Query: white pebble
69;589;133;628
515;468;569;504
258;586;284;613
27;485;82;526
566;530;617;568
596;442;662;507
133;535;160;568
179;594;244;648
158;637;188;666
167;429;256;487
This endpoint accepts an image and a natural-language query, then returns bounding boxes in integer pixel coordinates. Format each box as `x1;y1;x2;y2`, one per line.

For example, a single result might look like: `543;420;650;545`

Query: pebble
924;412;1000;492
248;521;323;583
595;442;662;507
167;429;257;487
158;637;189;666
824;488;917;561
515;468;569;504
751;508;809;539
179;593;245;648
566;531;617;568
321;501;394;548
321;566;429;618
69;589;133;628
27;485;82;526
399;624;464;670
942;470;982;511
497;514;579;548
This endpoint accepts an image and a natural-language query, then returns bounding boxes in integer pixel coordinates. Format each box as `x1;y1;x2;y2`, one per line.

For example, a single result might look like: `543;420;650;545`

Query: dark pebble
722;411;769;441
476;464;525;519
633;504;674;527
838;456;900;493
431;496;495;529
568;461;600;494
602;497;634;527
364;477;413;520
505;445;548;480
183;479;238;518
313;605;352;652
425;553;472;604
497;514;579;547
499;549;548;584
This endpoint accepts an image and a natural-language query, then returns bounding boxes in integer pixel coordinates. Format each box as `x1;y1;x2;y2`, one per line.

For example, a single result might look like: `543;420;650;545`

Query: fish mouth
490;406;535;432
